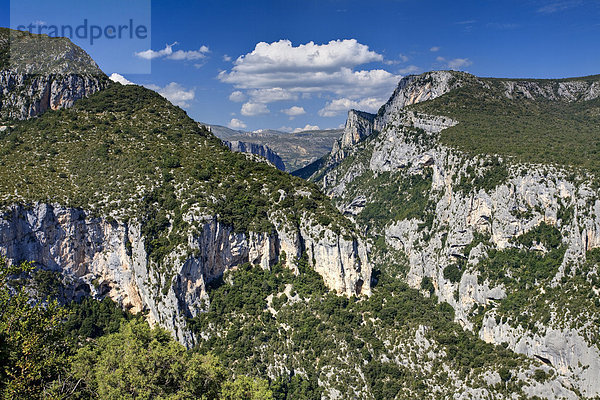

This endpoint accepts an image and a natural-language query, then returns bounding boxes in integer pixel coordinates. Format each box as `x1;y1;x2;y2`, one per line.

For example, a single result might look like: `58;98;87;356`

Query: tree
220;375;273;400
71;319;228;399
0;257;70;399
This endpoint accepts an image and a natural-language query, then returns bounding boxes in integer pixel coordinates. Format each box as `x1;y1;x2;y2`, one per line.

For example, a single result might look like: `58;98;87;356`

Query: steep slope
0;28;108;122
207;124;342;171
303;71;600;397
0;82;371;346
222;139;286;171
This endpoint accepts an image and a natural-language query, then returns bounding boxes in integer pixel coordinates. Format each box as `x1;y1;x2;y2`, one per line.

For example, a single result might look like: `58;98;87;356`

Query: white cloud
145;82;195;107
248;87;298;103
225;39;382;73
241;102;270;116
109;73;134;85
281;106;306;117
436;56;472;70
229;91;247;102
223;54;232;62
537;1;581;14
430;46;440;52
397;65;421;75
218;39;399;99
383;53;409;65
135;42;210;61
228;118;247;129
293;124;320;133
318;97;383;117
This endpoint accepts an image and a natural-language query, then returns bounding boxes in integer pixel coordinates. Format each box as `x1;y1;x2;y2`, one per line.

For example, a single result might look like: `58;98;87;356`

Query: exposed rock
0;203;371;347
0;71;108;120
374;70;466;131
0;28;108;121
222;139;286;171
311;70;600;397
330;110;376;162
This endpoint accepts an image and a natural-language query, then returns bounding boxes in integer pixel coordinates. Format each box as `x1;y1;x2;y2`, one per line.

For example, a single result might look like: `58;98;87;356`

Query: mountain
206;123;342;171
298;70;600;397
0;32;371;347
3;29;598;399
221;139;286;171
0;28;108;122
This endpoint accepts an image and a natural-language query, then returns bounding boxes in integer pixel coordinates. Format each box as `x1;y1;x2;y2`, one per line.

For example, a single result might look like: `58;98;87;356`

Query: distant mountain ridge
222;139;286;171
205;123;342;171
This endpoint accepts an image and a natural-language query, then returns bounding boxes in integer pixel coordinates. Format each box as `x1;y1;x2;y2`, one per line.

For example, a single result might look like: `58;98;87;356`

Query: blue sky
2;0;600;131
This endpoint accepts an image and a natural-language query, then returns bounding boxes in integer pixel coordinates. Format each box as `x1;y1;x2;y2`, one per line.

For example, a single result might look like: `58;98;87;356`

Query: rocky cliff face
223;139;286;171
0;28;108;121
309;71;600;397
0;71;108;121
0;203;371;347
325;71;464;170
330;110;376;162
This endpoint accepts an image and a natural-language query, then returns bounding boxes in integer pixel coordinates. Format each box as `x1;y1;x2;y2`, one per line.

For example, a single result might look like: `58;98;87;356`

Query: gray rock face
323;71;463;175
0;70;108;120
0;203;371;347
330;110;376;162
0;28;108;121
222;140;286;171
374;70;464;131
313;71;600;397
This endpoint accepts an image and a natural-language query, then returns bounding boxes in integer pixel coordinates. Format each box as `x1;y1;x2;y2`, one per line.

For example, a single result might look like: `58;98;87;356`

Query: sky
2;0;600;132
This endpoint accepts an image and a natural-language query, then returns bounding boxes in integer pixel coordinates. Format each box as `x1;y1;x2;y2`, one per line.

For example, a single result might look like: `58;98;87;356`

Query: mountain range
1;29;599;399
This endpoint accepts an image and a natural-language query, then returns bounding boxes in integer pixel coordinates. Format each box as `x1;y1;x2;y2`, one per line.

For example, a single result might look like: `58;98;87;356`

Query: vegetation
411;74;600;176
0;84;355;268
0;256;274;399
189;256;536;398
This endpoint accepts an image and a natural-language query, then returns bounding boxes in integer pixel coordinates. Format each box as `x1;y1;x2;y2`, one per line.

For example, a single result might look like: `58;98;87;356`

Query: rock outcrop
0;28;108;121
325;71;464;171
0;71;108;120
310;70;600;397
222;140;286;171
0;203;371;347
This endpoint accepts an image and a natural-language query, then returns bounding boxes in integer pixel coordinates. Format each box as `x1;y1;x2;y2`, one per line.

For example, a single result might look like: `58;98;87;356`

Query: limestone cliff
0;203;371;347
222;139;286;171
309;71;600;397
0;28;108;121
0;71;108;121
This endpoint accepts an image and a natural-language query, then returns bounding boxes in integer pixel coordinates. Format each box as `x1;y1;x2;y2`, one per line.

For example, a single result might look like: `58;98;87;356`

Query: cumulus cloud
145;82;195;107
223;54;232;62
436;56;472;70
225;39;382;73
281;106;306;117
229;91;247;102
218;39;399;99
228;118;247;129
397;65;421;75
135;42;210;61
293;124;320;133
109;73;134;85
429;46;440;52
318;97;383;117
248;87;298;103
241;102;270;116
